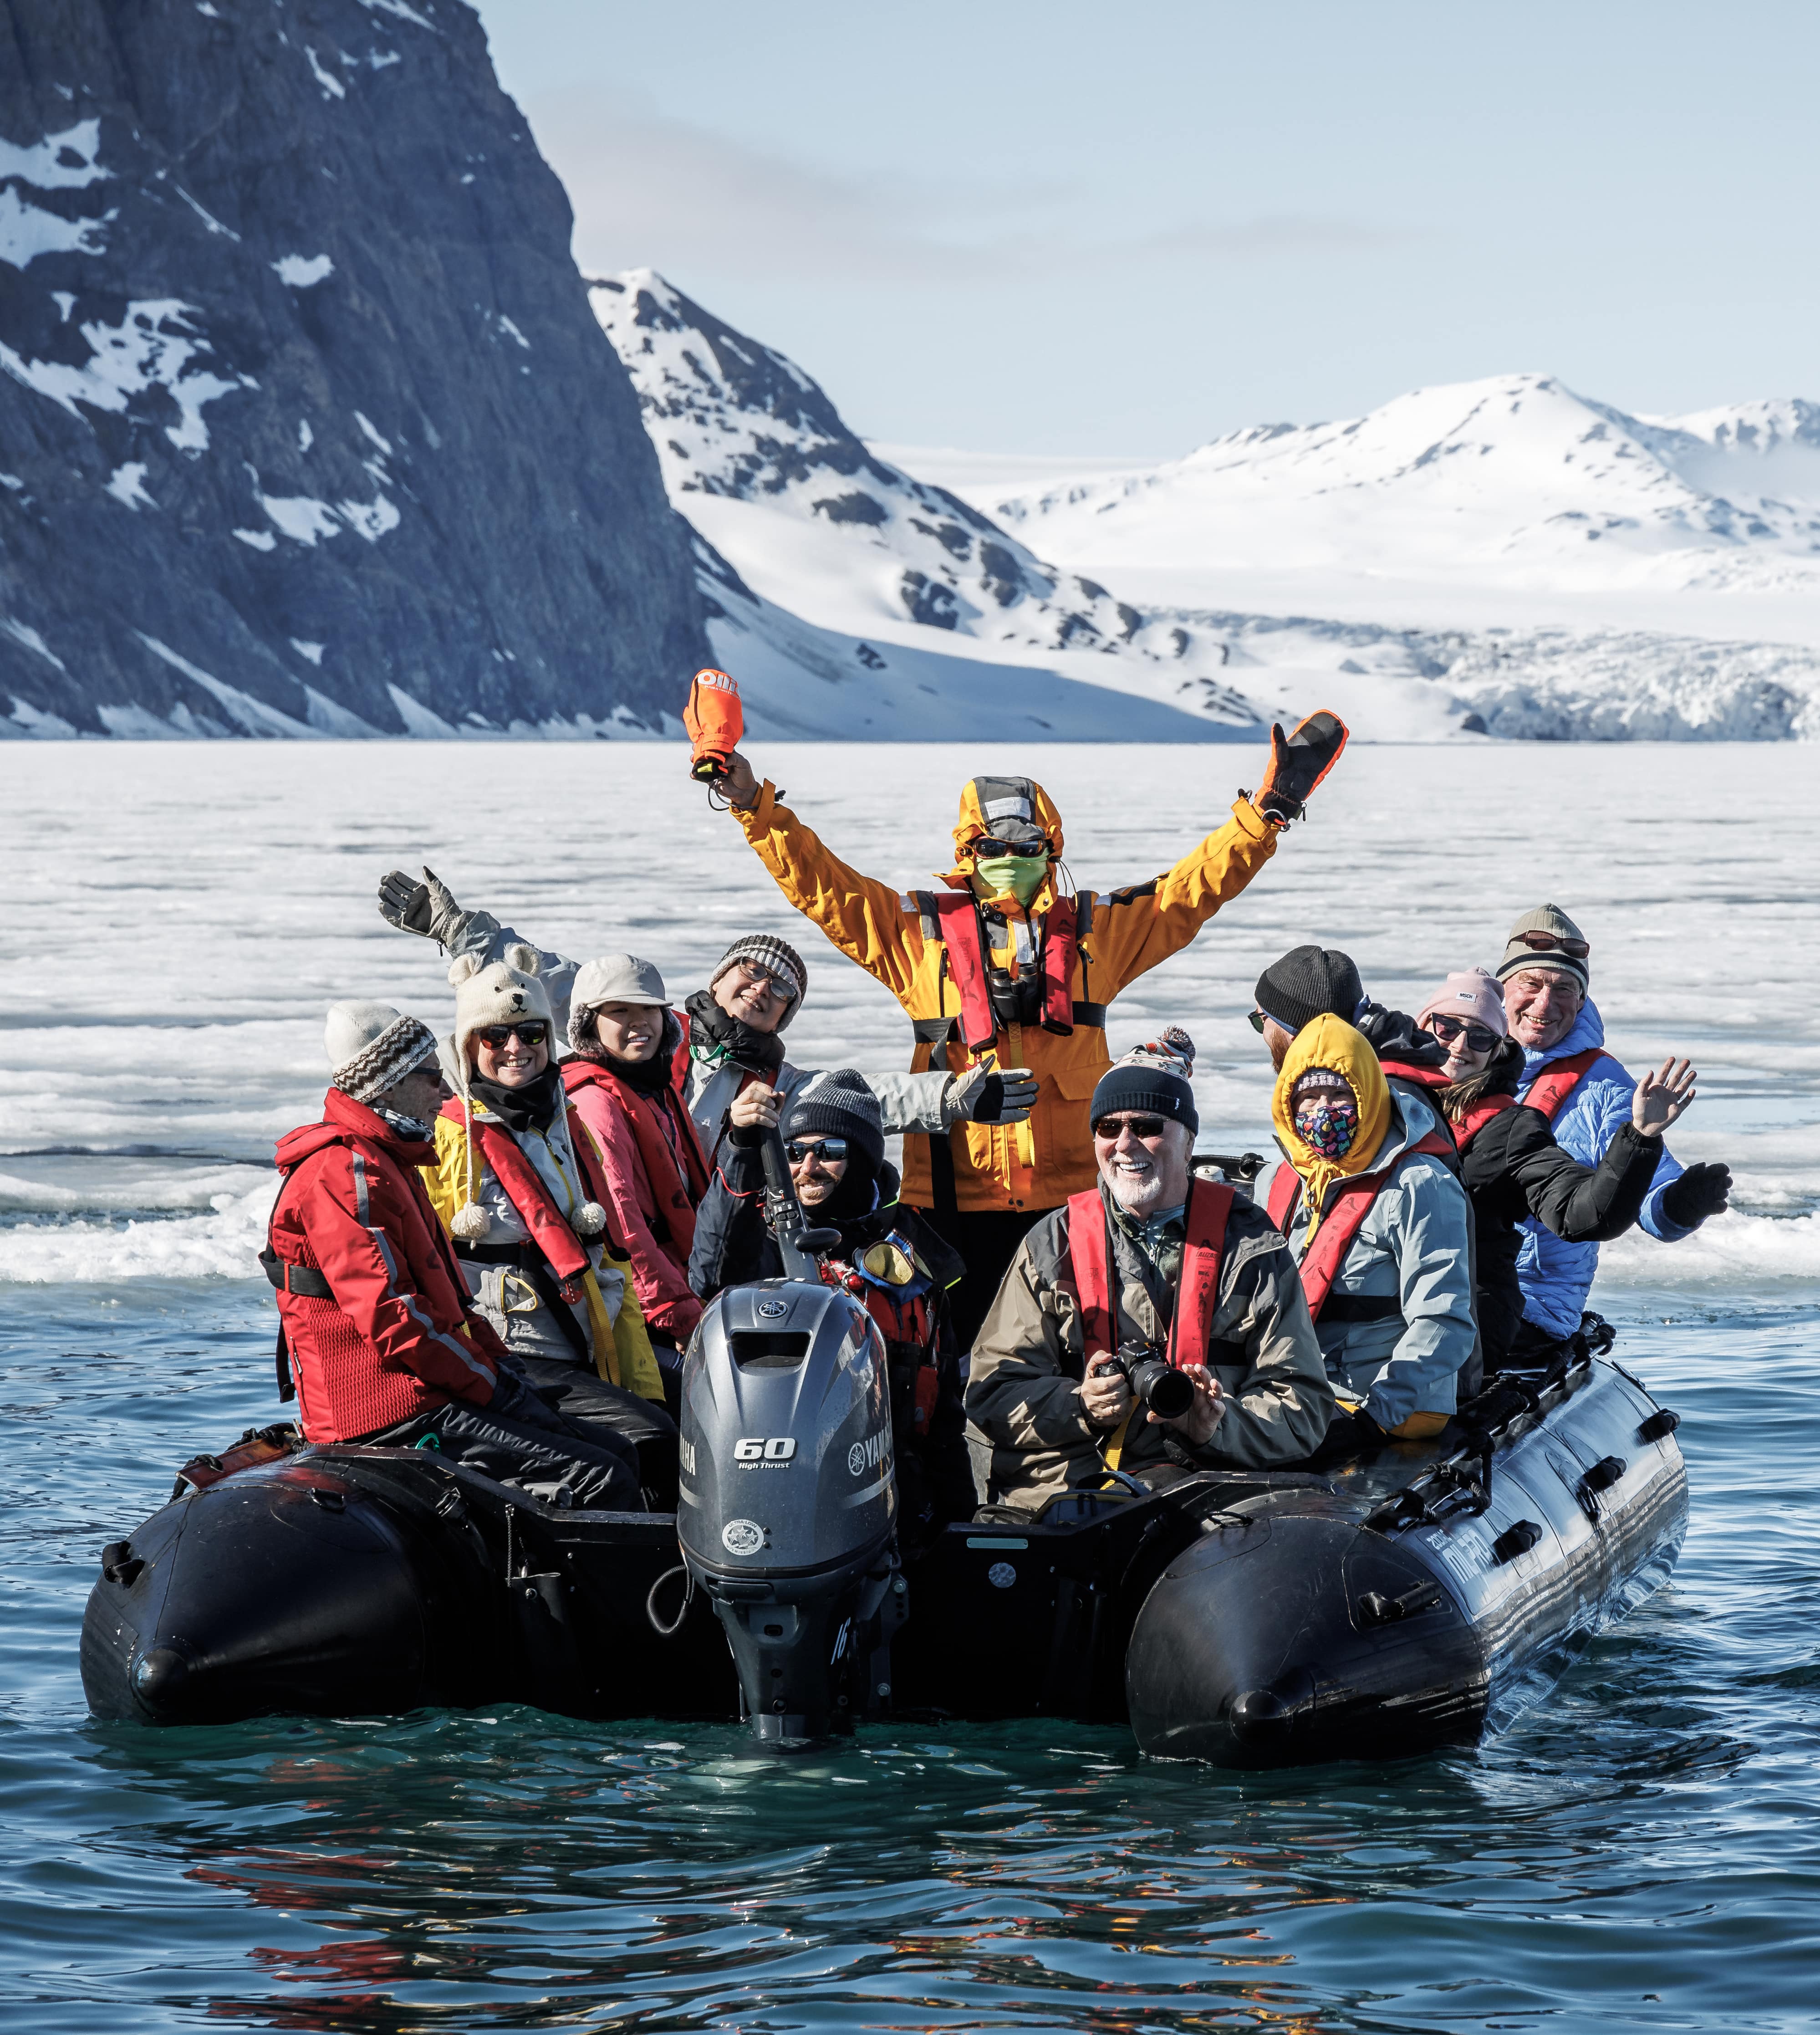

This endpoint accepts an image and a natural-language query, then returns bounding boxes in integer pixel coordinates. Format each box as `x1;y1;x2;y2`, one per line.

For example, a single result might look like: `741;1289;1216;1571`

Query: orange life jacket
927;889;1081;1053
1520;1047;1606;1122
1065;1176;1236;1366
1266;1130;1457;1321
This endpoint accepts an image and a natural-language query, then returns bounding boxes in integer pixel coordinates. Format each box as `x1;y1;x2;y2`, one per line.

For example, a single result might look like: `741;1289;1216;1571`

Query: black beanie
1088;1061;1198;1136
782;1069;886;1173
1254;945;1365;1036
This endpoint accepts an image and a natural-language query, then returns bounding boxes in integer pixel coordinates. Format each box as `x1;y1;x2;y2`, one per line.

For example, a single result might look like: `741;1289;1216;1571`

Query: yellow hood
943;774;1064;889
1271;1014;1392;1238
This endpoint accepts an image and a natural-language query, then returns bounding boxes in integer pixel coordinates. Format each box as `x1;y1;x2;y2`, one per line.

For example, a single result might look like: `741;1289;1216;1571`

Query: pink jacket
562;1053;707;1343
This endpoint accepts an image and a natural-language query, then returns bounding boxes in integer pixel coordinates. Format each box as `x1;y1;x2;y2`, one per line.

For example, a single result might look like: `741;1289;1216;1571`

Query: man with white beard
964;1035;1332;1510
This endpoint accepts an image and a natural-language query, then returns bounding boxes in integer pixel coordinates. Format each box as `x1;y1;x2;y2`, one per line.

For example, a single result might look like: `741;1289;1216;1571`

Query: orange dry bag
683;667;743;783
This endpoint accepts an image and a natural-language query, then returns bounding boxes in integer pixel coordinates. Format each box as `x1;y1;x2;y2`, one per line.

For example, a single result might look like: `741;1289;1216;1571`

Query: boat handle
1636;1408;1680;1444
1356;1581;1444;1628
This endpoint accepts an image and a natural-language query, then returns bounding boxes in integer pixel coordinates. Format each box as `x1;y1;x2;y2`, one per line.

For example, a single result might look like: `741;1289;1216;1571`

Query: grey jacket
965;1181;1334;1510
445;910;954;1160
1268;1095;1477;1430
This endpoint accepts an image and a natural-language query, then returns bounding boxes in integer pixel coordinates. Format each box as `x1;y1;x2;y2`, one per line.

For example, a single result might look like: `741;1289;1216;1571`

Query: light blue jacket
1274;1094;1477;1431
1514;999;1688;1338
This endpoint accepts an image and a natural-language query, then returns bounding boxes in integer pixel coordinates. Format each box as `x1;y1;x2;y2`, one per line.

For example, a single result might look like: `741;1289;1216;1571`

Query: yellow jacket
422;1108;666;1402
735;782;1280;1213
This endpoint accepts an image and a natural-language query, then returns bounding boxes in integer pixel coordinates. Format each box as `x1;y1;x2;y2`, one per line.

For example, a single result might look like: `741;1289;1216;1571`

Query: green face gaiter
974;854;1049;905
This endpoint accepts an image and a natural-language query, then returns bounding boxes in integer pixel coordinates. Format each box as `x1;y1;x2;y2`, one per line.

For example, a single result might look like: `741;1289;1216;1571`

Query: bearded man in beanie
965;1033;1333;1510
688;1070;977;1545
263;1002;642;1508
375;874;1028;1189
1494;904;1732;1355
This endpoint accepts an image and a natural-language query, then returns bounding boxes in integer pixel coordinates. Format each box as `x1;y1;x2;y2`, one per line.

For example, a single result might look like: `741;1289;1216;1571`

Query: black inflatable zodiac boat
82;1137;1687;1766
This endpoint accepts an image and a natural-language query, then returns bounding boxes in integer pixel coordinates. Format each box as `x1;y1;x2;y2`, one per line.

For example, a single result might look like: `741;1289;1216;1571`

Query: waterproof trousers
515;1355;680;1508
360;1396;643;1510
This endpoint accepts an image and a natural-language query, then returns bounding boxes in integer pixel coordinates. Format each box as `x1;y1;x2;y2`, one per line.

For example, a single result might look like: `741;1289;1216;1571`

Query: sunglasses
1247;1011;1269;1034
1427;1012;1501;1053
476;1023;548;1049
1511;929;1590;959
785;1137;848;1164
1092;1114;1169;1141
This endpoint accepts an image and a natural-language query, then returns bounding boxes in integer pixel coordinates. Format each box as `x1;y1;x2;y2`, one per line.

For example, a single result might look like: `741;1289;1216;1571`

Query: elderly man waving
964;1034;1333;1510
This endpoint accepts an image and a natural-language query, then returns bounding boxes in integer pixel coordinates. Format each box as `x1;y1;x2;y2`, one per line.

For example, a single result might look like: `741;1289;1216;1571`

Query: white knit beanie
324;1001;439;1105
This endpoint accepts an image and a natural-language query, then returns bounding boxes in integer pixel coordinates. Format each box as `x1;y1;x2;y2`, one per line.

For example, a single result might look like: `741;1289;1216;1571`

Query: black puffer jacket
1453;1050;1665;1365
688;1139;975;1543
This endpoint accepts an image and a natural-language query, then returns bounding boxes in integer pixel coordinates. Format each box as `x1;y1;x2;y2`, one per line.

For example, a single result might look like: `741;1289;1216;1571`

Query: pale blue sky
473;0;1820;458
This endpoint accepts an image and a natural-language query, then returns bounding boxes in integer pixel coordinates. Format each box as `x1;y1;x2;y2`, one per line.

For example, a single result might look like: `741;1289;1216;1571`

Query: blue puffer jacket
1515;1000;1688;1337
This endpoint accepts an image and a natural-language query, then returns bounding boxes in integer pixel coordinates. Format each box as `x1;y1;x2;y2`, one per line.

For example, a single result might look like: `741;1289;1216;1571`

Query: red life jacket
1377;1057;1450;1094
563;1059;709;1263
442;1098;624;1285
931;888;1078;1052
1449;1093;1518;1154
1266;1130;1457;1322
1065;1176;1236;1367
822;1261;943;1434
1521;1047;1606;1122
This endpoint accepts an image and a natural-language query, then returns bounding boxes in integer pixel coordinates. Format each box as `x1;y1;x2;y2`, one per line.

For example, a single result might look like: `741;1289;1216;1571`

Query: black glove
953;1063;1039;1125
377;865;466;948
1250;709;1349;825
1662;1161;1731;1229
488;1366;566;1432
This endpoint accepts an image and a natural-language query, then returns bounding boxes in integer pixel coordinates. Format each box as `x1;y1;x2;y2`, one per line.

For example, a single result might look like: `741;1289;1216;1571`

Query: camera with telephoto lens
1102;1340;1196;1421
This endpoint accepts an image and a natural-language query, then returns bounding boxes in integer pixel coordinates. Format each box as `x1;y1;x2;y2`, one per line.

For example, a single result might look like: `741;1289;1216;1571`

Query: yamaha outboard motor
676;1128;906;1744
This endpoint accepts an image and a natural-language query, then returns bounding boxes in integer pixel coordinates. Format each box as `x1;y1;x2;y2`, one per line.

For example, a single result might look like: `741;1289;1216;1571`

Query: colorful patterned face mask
1294;1093;1359;1159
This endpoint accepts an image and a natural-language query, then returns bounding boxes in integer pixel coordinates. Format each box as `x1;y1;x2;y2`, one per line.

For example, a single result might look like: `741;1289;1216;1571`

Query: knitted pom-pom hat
324;1001;439;1105
709;933;808;1030
443;946;604;1244
1088;1026;1199;1135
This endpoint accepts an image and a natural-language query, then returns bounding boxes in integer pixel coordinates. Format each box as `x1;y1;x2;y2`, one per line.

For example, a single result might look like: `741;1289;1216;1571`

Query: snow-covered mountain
984;374;1820;598
0;0;707;740
588;269;1263;733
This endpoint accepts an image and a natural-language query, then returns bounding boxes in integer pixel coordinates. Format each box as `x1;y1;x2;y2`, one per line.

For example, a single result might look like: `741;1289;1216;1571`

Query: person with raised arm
714;712;1350;1348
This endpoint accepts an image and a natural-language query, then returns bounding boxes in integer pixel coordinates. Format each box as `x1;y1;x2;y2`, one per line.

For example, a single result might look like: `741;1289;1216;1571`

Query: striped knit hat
709;933;808;1030
324;1002;439;1105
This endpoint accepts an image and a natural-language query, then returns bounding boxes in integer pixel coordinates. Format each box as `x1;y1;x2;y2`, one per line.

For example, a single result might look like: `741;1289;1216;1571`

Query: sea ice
0;741;1810;1306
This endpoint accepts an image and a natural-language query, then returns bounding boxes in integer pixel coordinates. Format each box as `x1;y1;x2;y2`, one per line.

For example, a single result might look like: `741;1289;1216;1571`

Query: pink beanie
1416;968;1507;1036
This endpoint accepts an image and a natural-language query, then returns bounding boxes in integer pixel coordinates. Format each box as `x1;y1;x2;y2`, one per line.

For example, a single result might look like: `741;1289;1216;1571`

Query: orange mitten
683;667;744;782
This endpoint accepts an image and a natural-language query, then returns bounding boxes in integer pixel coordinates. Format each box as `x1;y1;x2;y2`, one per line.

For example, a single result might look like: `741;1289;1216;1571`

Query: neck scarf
972;854;1049;906
469;1062;564;1135
684;987;785;1078
1271;1014;1393;1242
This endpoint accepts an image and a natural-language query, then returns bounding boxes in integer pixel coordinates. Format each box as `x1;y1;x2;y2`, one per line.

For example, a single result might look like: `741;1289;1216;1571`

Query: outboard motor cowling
678;1276;904;1743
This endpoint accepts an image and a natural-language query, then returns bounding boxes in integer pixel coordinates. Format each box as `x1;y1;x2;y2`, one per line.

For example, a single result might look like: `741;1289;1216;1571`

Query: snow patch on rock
273;251;333;287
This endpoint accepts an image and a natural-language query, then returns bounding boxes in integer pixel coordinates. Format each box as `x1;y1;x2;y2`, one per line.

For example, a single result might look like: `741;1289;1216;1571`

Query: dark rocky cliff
0;0;708;736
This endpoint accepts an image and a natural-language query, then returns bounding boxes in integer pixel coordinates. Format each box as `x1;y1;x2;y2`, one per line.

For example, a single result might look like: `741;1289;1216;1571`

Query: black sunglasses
1427;1013;1501;1052
785;1137;848;1164
1092;1114;1168;1140
476;1023;548;1048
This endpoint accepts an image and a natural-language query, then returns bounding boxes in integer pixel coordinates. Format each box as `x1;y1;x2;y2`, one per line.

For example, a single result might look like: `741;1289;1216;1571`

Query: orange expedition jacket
734;781;1279;1214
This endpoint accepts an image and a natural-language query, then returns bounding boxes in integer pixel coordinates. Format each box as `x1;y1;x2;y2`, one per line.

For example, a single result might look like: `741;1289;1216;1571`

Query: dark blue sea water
2;1282;1815;2035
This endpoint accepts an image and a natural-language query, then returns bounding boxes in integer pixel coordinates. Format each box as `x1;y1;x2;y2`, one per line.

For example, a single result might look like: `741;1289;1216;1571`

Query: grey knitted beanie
710;933;808;1030
783;1069;885;1172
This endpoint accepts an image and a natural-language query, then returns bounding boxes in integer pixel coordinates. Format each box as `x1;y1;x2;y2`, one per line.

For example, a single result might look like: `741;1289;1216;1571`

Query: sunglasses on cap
476;1023;549;1049
1511;929;1590;960
1426;1012;1501;1053
785;1137;848;1164
1091;1113;1169;1141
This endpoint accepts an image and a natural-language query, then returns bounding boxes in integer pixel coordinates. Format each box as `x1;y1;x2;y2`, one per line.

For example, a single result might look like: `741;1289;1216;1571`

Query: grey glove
948;1060;1038;1126
377;865;467;950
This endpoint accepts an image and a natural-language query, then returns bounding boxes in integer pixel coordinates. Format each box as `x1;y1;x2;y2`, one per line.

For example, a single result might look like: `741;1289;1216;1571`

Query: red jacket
268;1089;506;1442
563;1051;709;1342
